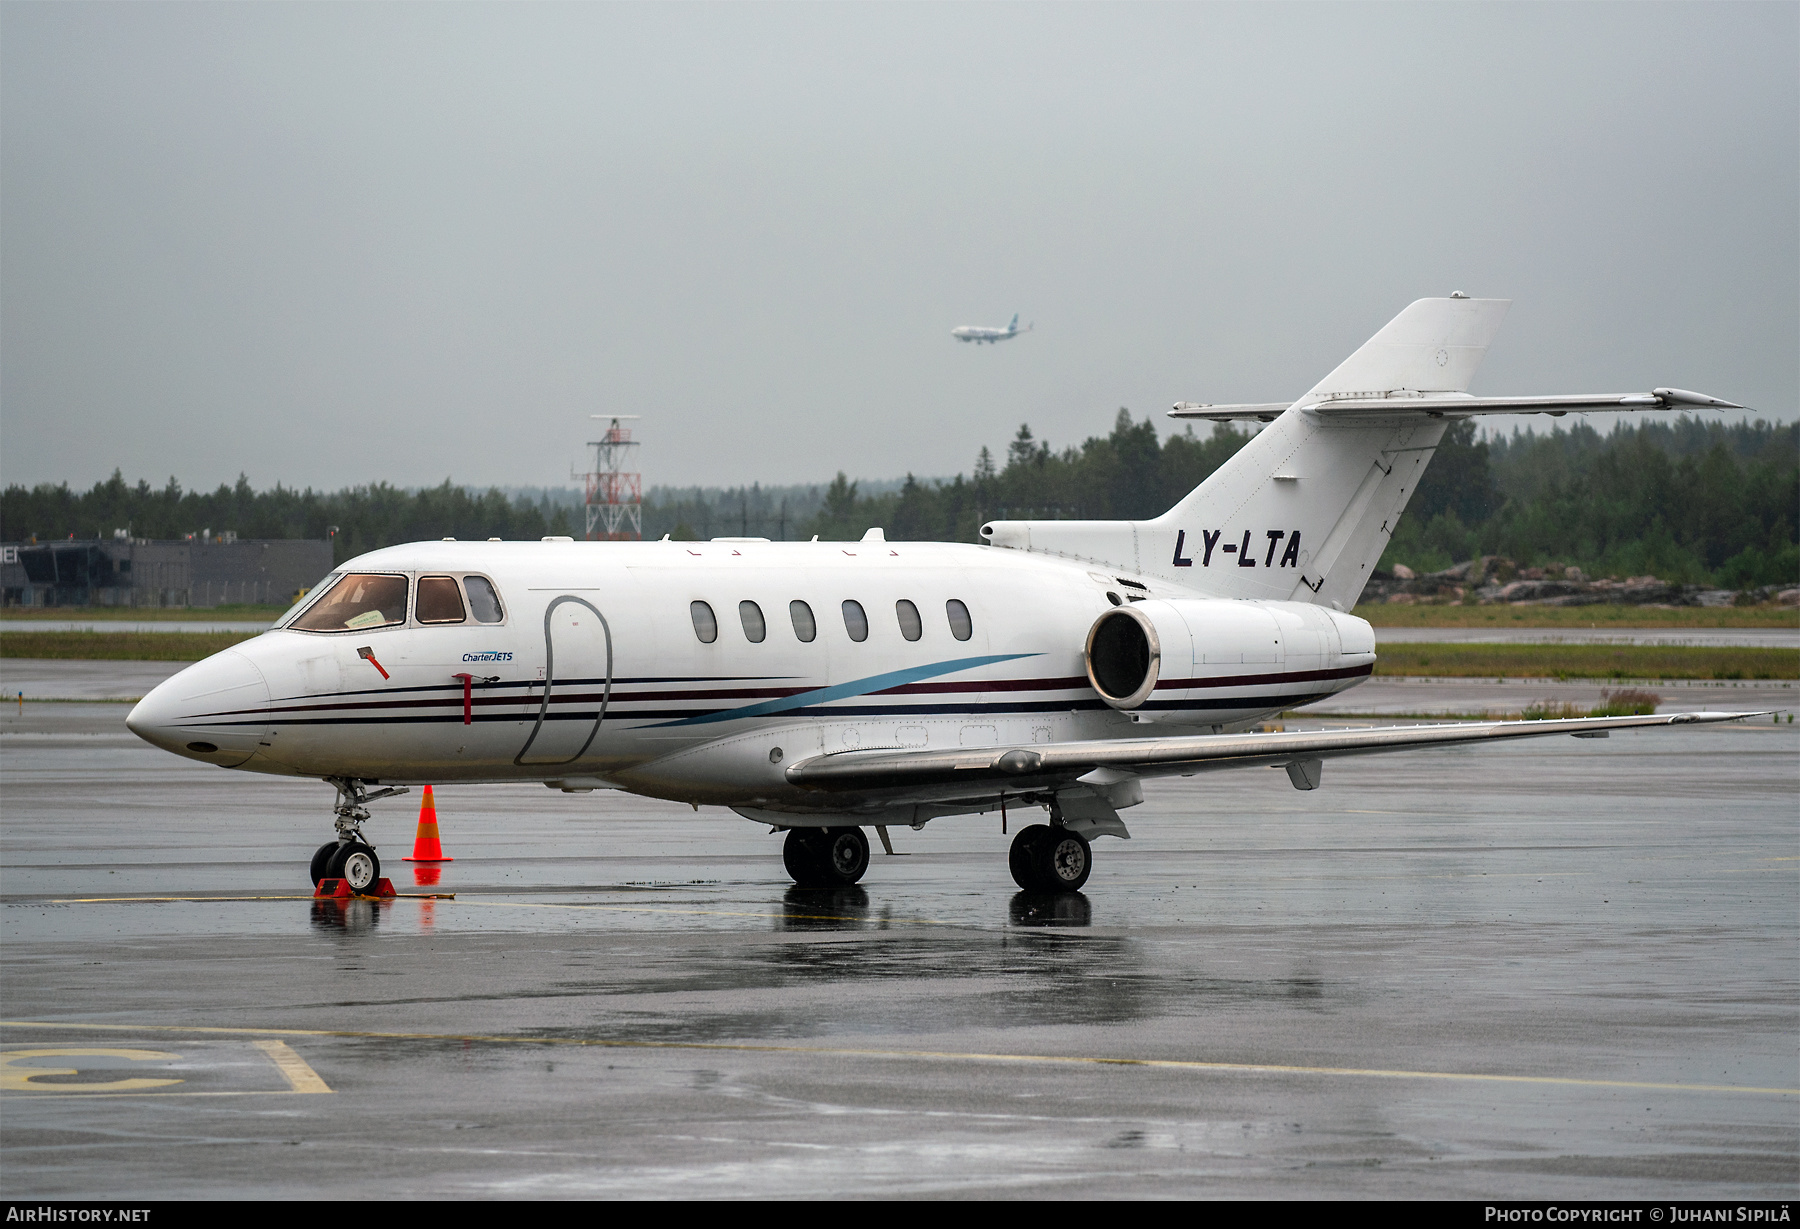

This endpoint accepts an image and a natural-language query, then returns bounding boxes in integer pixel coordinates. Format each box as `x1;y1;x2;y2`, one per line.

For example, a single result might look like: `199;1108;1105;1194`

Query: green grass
1285;688;1673;722
0;604;285;621
1372;643;1798;680
0;631;262;660
1354;602;1798;629
1520;688;1663;718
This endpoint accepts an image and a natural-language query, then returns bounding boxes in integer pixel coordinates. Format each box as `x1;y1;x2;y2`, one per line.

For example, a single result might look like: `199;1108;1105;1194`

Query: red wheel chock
313;877;396;900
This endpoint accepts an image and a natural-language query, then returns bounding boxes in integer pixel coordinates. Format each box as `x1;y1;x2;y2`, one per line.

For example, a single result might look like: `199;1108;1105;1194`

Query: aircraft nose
127;649;271;767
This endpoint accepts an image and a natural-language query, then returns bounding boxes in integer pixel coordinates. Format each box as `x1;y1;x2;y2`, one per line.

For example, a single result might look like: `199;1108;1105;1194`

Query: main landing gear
783;826;870;889
311;777;407;893
1008;823;1092;894
776;821;1094;894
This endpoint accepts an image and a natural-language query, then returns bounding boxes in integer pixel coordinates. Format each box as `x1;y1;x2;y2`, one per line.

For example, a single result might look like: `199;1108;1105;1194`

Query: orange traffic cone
403;785;453;862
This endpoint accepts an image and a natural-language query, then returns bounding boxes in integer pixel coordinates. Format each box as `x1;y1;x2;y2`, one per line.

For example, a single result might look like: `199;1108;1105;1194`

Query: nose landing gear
312;777;407;890
321;841;382;893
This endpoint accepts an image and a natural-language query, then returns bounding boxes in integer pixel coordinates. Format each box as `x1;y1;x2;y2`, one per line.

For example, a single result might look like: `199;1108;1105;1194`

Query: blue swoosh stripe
646;653;1039;727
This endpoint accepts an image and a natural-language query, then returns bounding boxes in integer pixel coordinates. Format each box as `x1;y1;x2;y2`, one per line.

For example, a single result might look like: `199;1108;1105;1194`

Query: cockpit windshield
277;574;337;628
290;573;409;632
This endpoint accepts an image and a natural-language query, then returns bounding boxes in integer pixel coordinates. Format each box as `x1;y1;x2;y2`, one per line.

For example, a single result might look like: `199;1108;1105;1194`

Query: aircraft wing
785;710;1765;794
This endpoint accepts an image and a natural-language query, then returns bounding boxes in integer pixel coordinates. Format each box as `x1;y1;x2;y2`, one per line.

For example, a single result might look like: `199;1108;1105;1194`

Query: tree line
3;411;1794;587
1388;416;1797;587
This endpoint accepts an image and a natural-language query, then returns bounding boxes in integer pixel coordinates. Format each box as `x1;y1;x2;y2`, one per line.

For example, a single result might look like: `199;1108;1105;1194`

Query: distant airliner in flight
952;313;1031;344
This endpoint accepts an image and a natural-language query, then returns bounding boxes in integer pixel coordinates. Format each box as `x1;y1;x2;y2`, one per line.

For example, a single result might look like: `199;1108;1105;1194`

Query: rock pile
1366;557;1798;607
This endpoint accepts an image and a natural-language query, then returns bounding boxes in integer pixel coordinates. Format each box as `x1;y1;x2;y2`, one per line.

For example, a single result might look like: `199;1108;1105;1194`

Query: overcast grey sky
3;3;1794;494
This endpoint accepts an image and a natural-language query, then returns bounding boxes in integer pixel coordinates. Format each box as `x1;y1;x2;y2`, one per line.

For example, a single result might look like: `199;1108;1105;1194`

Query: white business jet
952;313;1031;344
127;296;1755;896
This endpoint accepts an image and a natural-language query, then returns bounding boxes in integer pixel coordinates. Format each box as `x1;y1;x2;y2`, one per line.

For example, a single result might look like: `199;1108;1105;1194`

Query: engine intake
1084;606;1160;710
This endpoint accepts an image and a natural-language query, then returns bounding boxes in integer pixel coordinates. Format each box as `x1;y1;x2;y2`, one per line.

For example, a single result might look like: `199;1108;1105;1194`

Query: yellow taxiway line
4;1020;1792;1098
1;1037;332;1096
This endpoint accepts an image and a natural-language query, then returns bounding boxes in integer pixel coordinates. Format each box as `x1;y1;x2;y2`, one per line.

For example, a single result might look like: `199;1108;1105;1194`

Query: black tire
783;826;869;888
1039;827;1092;893
310;841;341;887
326;841;382;894
1009;824;1053;891
782;829;824;886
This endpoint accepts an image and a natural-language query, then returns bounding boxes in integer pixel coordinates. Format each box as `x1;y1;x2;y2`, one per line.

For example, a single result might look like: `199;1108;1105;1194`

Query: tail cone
403;785;453;862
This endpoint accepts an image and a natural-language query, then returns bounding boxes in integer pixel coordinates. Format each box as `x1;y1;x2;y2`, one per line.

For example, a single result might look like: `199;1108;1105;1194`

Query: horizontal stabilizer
1169;402;1293;422
1303;388;1744;419
786;711;1766;793
1169;388;1742;424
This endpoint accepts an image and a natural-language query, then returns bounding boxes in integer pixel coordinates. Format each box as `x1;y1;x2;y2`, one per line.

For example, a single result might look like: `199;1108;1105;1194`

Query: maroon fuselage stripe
192;663;1373;722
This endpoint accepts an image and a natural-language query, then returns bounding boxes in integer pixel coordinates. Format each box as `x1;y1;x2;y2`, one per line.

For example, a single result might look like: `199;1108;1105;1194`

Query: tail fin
1008;313;1019;332
1307;296;1509;397
981;298;1510;609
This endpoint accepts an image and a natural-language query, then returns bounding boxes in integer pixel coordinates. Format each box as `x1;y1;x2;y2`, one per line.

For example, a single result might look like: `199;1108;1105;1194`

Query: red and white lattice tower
578;415;642;541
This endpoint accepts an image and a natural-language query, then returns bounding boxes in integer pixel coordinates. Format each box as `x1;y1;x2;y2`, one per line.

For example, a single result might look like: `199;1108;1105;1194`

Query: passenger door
516;595;614;766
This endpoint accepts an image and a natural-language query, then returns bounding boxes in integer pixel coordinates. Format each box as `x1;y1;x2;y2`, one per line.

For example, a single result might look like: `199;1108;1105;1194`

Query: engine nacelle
1084;604;1165;710
1083;599;1374;712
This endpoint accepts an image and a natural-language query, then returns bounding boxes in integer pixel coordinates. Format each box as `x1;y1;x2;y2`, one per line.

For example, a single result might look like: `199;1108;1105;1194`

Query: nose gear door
515;596;613;766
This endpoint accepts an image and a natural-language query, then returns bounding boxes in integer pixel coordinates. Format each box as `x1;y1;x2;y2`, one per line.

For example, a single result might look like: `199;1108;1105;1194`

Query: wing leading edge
785;710;1766;794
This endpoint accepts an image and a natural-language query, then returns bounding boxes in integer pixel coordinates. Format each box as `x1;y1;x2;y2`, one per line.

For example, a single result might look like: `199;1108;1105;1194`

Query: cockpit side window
463;575;505;623
416;576;467;624
290;573;409;632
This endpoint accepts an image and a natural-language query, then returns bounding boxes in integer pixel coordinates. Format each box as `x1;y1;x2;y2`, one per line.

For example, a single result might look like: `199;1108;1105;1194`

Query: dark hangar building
1;536;334;608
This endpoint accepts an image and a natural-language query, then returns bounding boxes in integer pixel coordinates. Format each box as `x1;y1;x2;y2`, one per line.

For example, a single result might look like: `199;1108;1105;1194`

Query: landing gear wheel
310;842;340;887
326;841;381;894
1041;827;1091;892
1009;824;1091;893
1009;824;1052;891
781;829;819;885
783;826;870;888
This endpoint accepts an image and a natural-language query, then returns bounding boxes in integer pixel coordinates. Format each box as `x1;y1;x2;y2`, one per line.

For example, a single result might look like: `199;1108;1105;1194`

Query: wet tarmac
2;660;184;702
1;674;1795;1198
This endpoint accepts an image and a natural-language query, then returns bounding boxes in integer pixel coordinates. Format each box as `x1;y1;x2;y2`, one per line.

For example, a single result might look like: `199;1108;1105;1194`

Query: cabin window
290;573;408;632
946;598;973;641
690;601;718;644
790;600;816;642
895;599;922;641
841;600;869;643
464;575;505;623
416;576;467;624
739;600;766;643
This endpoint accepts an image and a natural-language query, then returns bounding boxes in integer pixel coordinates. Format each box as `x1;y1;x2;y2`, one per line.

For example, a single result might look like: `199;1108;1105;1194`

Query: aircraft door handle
450;673;498;725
